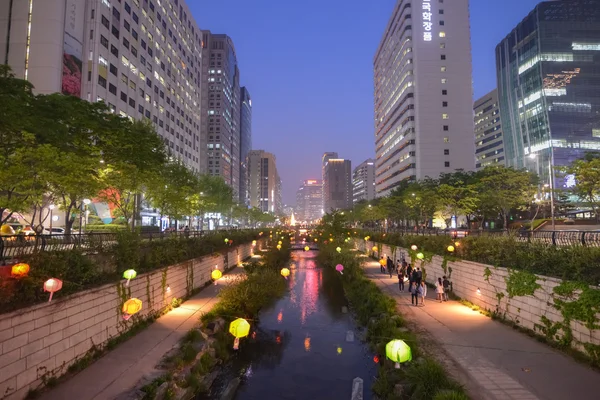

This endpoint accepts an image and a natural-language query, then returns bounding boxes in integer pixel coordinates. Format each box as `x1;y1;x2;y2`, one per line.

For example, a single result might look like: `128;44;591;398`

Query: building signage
422;0;433;41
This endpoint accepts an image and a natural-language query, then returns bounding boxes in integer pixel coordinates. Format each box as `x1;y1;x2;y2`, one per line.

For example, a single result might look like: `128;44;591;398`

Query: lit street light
48;204;55;233
529;153;555;230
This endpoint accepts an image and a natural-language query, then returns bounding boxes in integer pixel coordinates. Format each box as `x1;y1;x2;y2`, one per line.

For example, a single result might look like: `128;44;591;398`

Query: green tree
563;153;600;221
476;166;537;229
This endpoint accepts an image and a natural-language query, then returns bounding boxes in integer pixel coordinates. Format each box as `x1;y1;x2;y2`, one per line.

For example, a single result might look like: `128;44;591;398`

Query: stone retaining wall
357;240;600;354
0;241;261;400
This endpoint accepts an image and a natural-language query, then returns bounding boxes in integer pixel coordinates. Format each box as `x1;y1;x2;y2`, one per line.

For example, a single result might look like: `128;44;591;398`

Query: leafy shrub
405;358;464;400
433;390;470;400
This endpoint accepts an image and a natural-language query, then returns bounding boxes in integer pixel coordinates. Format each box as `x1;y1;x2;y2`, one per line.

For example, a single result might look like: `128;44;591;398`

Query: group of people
379;255;451;306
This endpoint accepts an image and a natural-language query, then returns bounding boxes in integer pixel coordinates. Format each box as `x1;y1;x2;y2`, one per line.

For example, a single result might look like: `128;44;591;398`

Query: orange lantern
122;298;143;320
11;263;30;277
44;278;63;302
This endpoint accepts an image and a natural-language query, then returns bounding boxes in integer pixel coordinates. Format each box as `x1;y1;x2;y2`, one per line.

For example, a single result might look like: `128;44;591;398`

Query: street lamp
529;153;556;230
48;204;55;234
79;199;91;236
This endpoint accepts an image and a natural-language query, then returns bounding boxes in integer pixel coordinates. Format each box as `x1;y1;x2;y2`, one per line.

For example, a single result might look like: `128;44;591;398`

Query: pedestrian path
362;257;600;400
39;268;245;400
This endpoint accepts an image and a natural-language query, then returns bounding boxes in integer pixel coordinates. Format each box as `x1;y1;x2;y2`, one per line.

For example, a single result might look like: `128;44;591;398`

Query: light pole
80;199;91;235
48;204;55;233
529;153;556;230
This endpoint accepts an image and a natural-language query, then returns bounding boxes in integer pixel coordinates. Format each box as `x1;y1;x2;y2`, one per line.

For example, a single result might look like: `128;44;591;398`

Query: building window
439;9;444;14
111;25;119;39
131;47;137;57
98;75;107;88
124;2;131;13
120;92;127;102
129;98;135;107
132;12;138;24
441;66;446;72
123;37;130;49
124;20;130;32
442;89;447;95
443;125;449;131
439;31;446;38
444;137;449;143
101;16;109;29
112;7;120;20
439;20;445;26
111;45;118;57
100;35;108;48
442;101;448;107
444;161;450;167
440;43;445;48
442;113;449;119
109;83;117;95
441;78;447;84
444;149;449;155
132;29;138;40
441;54;446;60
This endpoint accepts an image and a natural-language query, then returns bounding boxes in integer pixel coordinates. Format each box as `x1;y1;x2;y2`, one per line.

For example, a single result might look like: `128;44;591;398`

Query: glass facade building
474;89;504;170
239;87;252;205
496;0;600;187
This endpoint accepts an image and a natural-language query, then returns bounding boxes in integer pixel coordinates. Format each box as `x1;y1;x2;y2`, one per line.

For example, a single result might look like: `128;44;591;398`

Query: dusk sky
189;0;541;205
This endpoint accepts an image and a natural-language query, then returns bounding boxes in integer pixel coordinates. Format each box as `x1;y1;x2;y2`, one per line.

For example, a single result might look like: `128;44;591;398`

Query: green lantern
123;269;137;286
416;252;424;260
386;339;412;368
336;247;342;253
224;238;229;243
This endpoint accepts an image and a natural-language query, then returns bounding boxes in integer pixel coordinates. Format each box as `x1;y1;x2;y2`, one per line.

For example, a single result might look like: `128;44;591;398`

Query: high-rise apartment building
0;0;204;172
200;31;241;198
296;179;323;223
239;86;252;205
474;89;504;170
247;150;281;214
374;0;475;196
323;159;352;211
353;159;375;204
321;152;338;210
496;0;600;187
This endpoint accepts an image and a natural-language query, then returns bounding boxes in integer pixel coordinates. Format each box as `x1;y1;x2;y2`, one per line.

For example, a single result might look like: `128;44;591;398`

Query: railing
0;229;245;263
369;227;600;247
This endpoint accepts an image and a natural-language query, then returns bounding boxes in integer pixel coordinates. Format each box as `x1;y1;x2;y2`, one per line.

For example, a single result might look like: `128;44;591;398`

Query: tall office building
374;0;475;196
323;159;352;211
321;152;338;210
239;87;252;205
474;89;504;170
0;0;204;172
201;31;241;198
247;150;282;214
496;0;600;187
296;179;323;223
353;159;375;204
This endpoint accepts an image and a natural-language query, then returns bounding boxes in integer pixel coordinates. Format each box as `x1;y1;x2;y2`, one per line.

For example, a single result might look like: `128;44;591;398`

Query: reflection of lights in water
373;355;380;363
337;346;342;354
277;310;283;323
304;337;311;352
251;331;257;339
300;265;320;324
276;335;281;344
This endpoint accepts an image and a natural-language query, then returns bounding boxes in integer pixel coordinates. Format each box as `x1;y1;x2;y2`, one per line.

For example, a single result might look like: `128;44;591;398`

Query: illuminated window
439;31;446;38
442;113;449;119
441;66;446;72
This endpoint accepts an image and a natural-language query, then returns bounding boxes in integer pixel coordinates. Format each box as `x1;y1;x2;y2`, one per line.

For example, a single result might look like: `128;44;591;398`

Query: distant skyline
189;0;542;204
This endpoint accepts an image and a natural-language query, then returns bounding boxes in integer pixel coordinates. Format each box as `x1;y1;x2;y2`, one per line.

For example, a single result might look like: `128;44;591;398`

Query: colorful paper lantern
280;268;290;278
447;245;455;252
229;240;233;245
229;318;251;349
336;264;344;275
211;269;222;283
416;252;424;260
386;339;412;368
277;244;282;250
304;246;309;251
336;247;341;253
411;245;418;251
278;241;282;245
224;238;229;243
372;246;378;252
252;240;257;246
11;263;30;277
44;278;63;302
123;269;137;286
122;298;143;321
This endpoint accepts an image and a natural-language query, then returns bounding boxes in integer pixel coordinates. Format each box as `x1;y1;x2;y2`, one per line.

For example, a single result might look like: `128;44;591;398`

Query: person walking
442;276;450;301
414;267;423;286
419;281;427;306
397;267;405;292
379;256;386;273
387;256;394;278
436;277;444;303
410;282;418;306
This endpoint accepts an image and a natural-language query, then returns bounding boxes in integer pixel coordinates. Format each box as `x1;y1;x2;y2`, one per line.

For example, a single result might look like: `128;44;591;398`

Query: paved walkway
40;268;245;400
362;257;600;400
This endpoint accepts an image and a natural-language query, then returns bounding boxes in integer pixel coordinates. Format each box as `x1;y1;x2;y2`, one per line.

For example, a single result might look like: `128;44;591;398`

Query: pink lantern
336;264;344;275
44;278;63;302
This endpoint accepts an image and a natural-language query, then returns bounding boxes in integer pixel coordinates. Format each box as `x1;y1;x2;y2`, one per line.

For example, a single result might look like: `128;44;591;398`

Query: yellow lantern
281;268;290;278
372;246;378;252
447;245;455;252
229;318;251;349
455;241;461;247
252;240;257;246
122;298;143;321
11;263;30;277
314;238;318;242
44;278;63;302
304;246;310;251
336;247;341;253
123;269;137;286
211;269;222;282
277;244;282;250
278;241;282;245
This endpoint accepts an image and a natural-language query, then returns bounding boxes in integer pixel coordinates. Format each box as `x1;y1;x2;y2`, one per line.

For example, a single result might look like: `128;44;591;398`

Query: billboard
61;0;85;96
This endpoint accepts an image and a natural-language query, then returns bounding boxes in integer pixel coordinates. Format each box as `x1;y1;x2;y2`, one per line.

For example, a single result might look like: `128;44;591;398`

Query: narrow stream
205;250;377;400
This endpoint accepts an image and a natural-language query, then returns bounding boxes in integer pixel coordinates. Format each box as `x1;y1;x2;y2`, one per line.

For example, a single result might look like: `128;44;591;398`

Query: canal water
205;250;377;400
